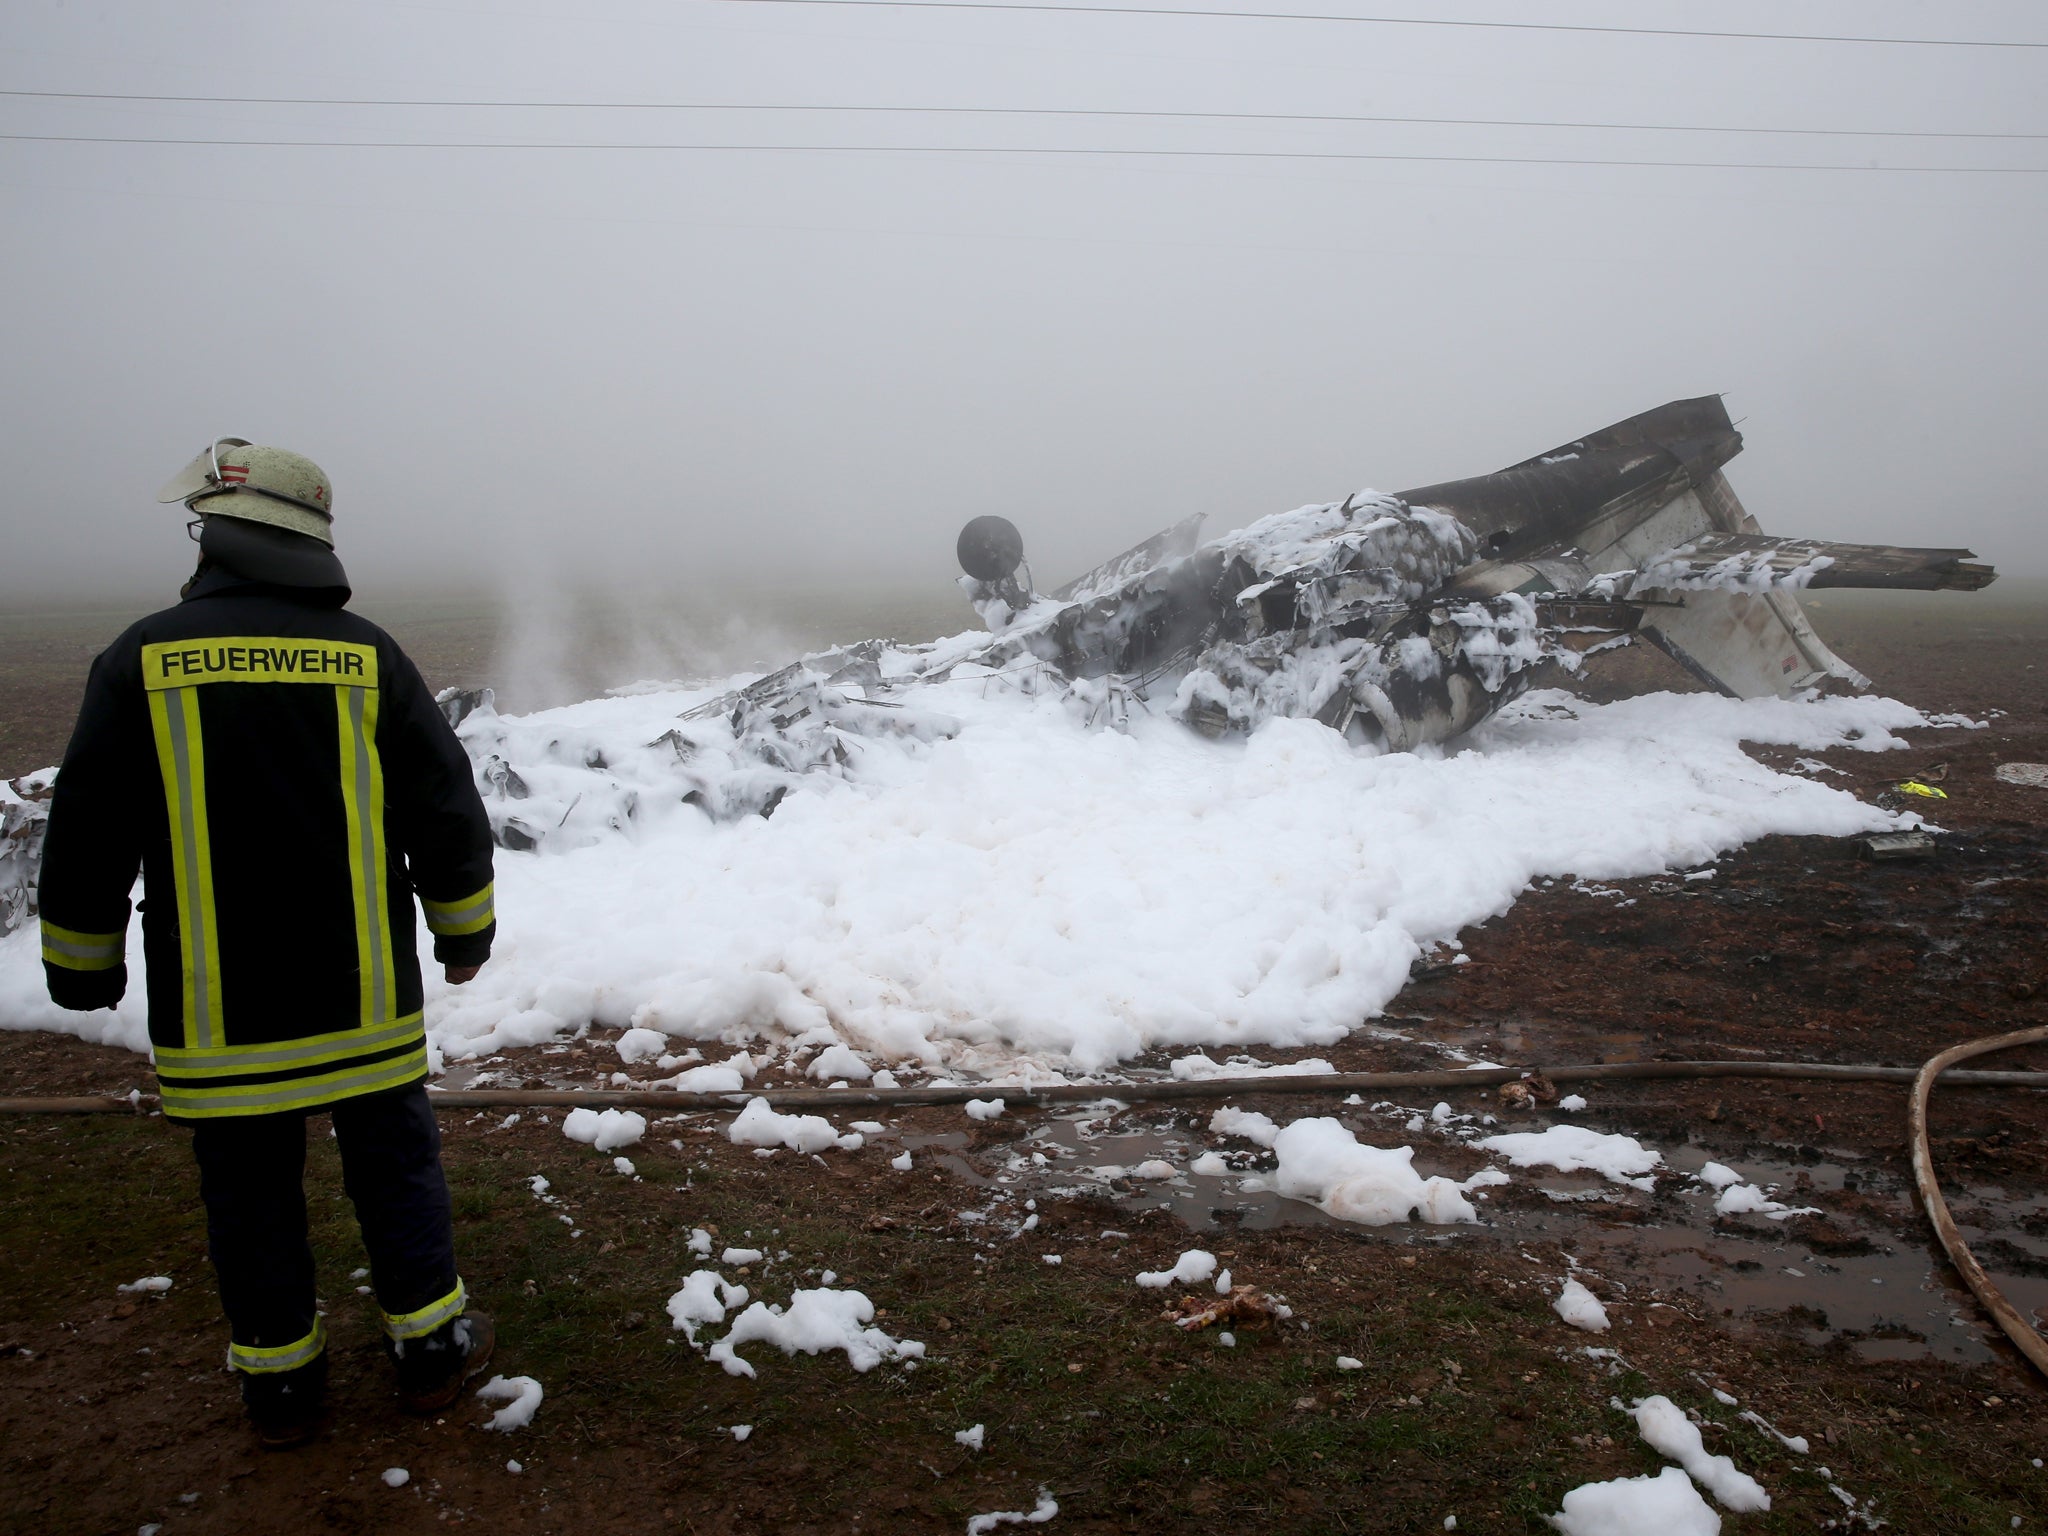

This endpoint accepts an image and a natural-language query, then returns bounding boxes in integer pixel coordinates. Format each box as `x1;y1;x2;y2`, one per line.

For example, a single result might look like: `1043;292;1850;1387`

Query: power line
3;89;2042;141
3;131;2043;171
706;0;2048;50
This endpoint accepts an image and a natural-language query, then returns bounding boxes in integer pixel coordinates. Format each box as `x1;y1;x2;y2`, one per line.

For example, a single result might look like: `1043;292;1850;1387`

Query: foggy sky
3;0;2045;608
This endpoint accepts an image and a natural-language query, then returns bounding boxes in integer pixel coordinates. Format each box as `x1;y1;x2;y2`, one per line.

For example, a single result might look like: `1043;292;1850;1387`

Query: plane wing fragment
1632;533;1996;594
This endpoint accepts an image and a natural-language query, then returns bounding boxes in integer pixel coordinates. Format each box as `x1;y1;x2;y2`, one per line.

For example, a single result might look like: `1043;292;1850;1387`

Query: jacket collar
180;565;351;610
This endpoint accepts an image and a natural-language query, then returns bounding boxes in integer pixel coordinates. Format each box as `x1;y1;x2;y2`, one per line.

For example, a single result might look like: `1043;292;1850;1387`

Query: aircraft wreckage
937;393;1993;748
434;393;1987;842
0;396;2001;914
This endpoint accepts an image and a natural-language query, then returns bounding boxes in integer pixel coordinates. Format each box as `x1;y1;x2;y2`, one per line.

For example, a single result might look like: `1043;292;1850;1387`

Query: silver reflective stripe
156;1017;424;1076
164;688;217;1049
345;686;389;1023
42;933;119;961
427;893;492;930
161;1051;425;1113
382;1279;468;1341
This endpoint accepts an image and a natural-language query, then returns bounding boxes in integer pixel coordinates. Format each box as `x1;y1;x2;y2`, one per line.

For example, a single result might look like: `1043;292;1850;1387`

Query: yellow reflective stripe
142;638;377;691
421;882;494;937
149;686;221;1050
337;684;394;1026
158;1044;428;1119
381;1278;467;1341
228;1316;327;1374
155;1015;424;1078
40;920;124;970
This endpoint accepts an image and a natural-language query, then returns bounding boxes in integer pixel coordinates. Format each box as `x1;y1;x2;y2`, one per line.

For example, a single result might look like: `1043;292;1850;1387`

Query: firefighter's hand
444;963;482;985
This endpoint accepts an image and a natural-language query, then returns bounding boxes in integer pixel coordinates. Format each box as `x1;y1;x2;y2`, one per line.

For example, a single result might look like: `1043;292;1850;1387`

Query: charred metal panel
1052;512;1207;603
1694;467;1763;537
1396;396;1743;563
0;787;49;935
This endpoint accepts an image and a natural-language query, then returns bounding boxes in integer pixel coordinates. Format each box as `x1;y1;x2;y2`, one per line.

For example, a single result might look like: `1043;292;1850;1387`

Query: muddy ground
1;587;2046;1532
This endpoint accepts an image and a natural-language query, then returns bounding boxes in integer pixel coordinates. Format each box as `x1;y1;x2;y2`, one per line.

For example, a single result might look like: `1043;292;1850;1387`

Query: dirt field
2;584;2046;1532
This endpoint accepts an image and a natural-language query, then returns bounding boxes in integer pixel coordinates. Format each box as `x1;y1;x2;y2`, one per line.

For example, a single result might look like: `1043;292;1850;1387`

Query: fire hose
1906;1025;2048;1379
5;1055;2045;1115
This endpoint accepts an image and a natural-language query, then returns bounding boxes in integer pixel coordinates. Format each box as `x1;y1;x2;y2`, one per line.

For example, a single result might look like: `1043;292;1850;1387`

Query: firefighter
37;438;499;1448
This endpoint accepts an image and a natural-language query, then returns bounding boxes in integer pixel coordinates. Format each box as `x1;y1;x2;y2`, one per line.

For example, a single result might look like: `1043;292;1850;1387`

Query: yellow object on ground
1895;780;1949;799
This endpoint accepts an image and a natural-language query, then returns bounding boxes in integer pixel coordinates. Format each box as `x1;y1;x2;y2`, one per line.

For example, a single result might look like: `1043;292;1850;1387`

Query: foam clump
665;1269;749;1344
1208;1107;1280;1147
1476;1124;1661;1190
966;1491;1059;1535
1170;1053;1335;1080
706;1287;926;1378
562;1107;646;1151
614;1027;668;1063
728;1097;859;1154
476;1374;544;1432
1713;1183;1821;1221
663;1063;749;1093
1550;1466;1721;1536
1553;1278;1610;1333
808;1044;873;1081
1631;1395;1770;1512
1213;1112;1490;1226
1136;1250;1218;1289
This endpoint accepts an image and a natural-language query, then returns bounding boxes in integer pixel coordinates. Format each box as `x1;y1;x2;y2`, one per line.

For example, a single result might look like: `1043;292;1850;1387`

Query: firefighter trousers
190;1081;461;1381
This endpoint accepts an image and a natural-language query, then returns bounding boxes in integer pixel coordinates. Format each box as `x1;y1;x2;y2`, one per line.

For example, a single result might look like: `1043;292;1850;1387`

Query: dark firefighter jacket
37;570;496;1121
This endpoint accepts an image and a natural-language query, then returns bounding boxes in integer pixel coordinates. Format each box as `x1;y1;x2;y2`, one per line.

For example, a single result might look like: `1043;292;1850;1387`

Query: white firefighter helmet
157;438;336;546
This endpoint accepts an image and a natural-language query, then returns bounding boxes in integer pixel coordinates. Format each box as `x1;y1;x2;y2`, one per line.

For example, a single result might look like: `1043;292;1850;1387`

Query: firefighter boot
243;1351;328;1450
394;1310;496;1414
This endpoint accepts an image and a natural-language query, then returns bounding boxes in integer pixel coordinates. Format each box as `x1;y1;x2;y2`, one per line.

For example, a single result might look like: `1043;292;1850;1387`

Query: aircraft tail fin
1634;587;1867;699
1622;465;1992;697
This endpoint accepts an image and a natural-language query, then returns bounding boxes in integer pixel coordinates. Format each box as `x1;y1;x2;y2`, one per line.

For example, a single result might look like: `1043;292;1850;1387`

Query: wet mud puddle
964;1103;2047;1368
435;1044;2045;1367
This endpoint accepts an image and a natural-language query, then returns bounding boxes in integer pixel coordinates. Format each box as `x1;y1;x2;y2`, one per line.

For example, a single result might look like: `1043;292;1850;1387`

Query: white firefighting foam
0;666;1947;1078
